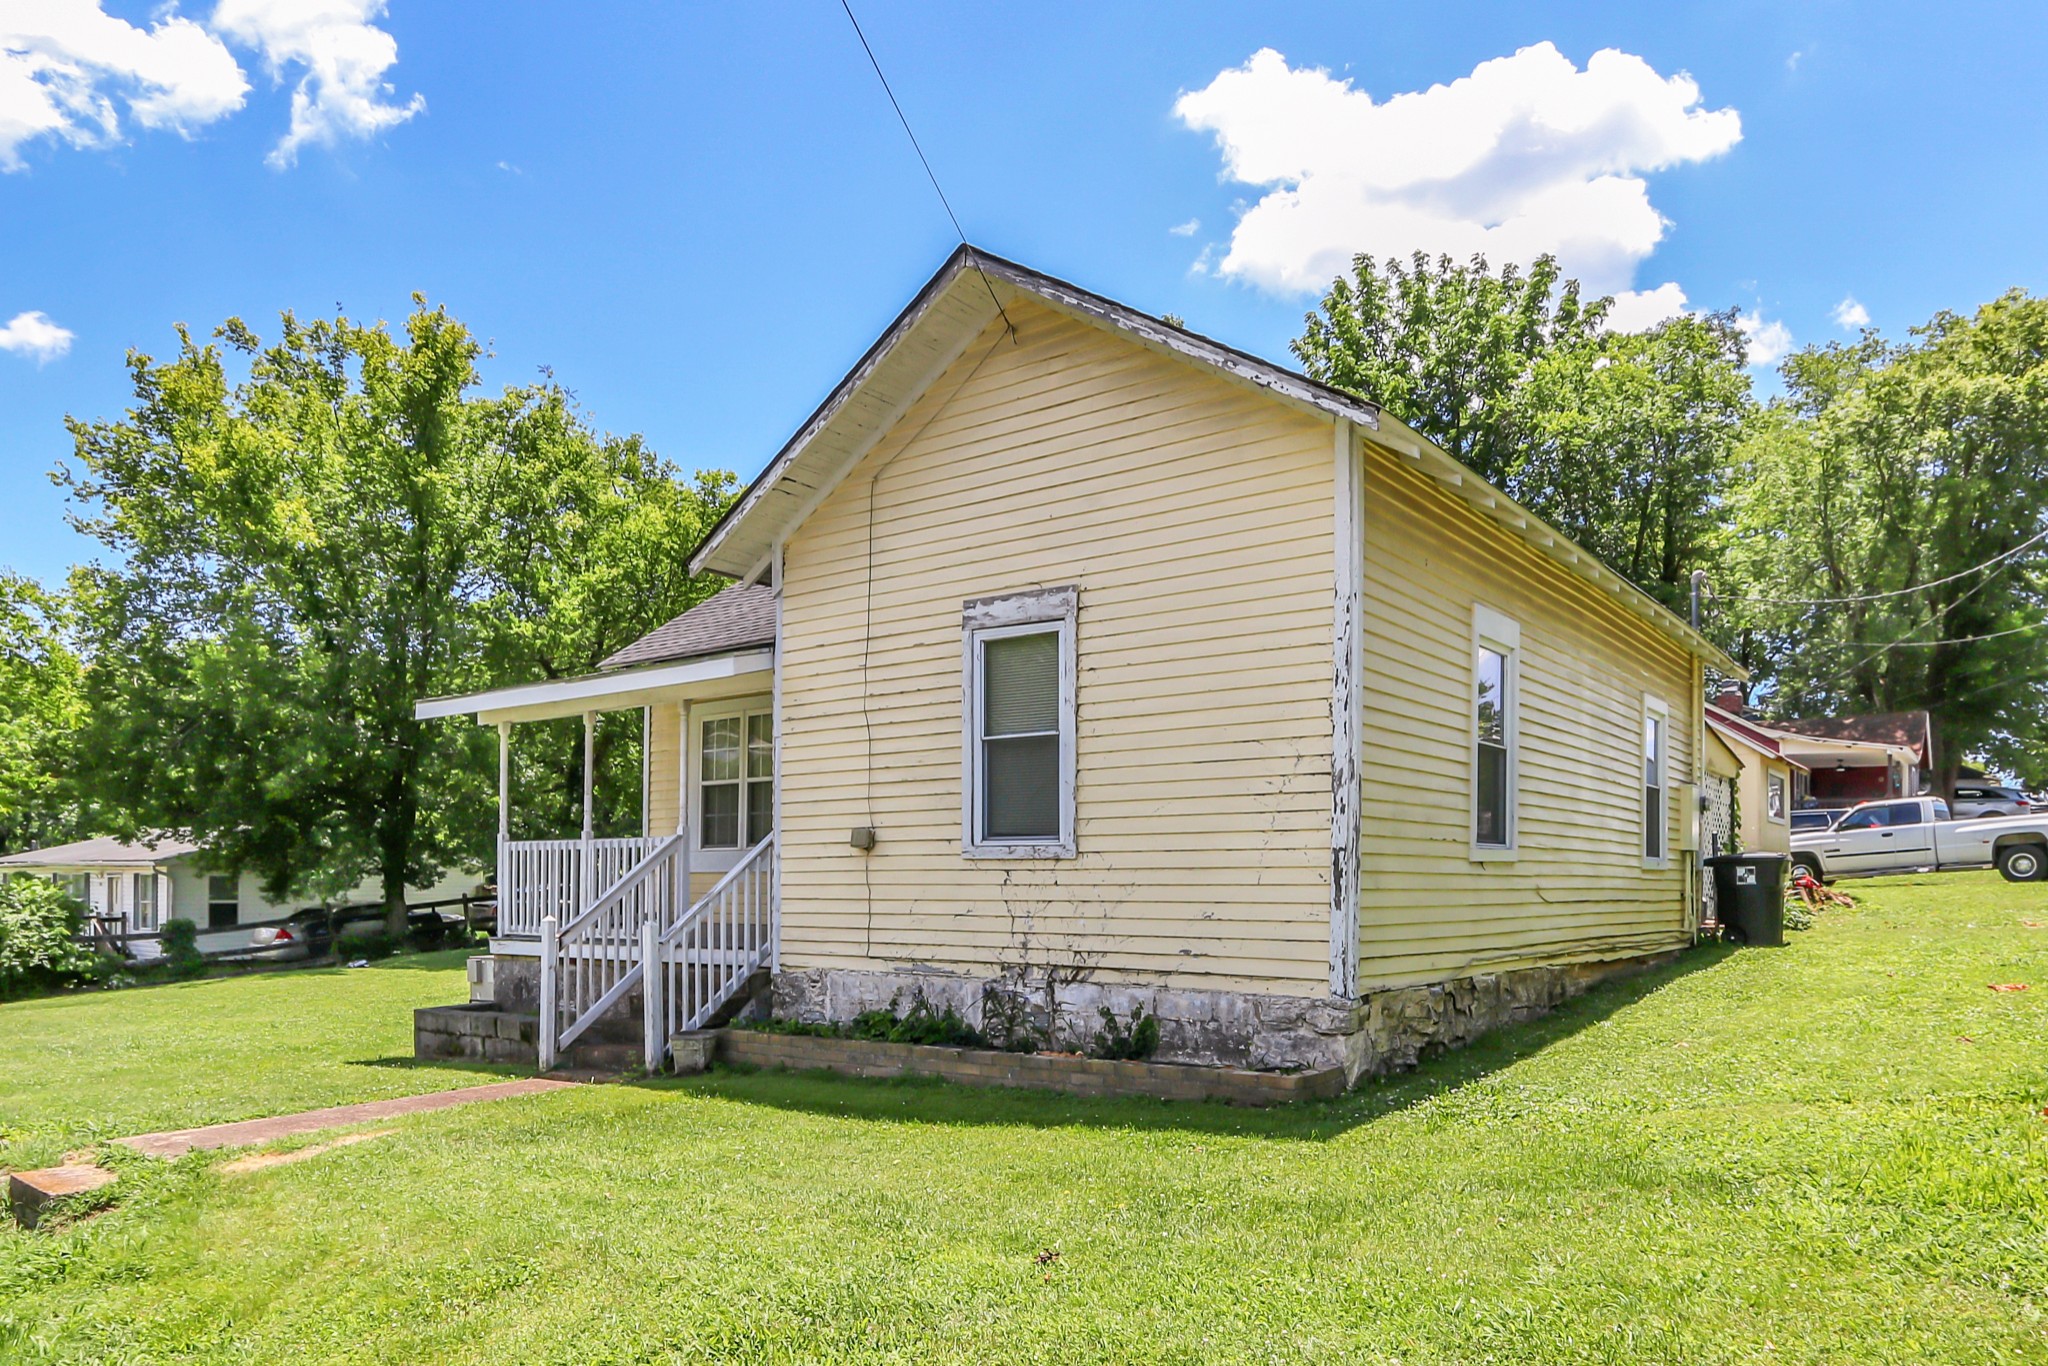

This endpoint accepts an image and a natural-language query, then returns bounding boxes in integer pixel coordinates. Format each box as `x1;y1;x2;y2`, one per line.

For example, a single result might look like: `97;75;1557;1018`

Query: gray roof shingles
599;582;777;672
0;836;200;868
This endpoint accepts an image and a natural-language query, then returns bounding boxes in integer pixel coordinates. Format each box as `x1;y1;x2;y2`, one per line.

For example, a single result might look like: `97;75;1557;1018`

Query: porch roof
600;583;776;671
414;648;773;726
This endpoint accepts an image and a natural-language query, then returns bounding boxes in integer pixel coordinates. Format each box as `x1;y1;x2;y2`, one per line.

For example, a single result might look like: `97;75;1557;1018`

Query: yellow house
419;248;1741;1083
1704;705;1804;855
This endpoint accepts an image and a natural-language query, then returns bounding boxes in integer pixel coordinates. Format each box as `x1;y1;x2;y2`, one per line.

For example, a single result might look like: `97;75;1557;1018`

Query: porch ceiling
415;649;773;726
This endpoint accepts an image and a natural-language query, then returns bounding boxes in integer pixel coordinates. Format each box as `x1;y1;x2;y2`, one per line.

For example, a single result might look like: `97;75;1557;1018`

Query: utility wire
1717;526;2048;607
839;0;1017;340
1821;619;2048;650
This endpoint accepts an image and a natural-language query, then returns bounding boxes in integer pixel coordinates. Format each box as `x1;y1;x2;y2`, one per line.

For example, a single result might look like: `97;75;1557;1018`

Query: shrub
1090;1004;1161;1061
157;917;204;978
0;876;110;998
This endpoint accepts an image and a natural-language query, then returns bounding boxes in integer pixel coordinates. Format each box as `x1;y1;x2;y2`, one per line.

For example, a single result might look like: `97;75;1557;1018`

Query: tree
0;573;85;852
1294;251;1753;612
60;301;733;932
1723;293;2048;794
1295;252;1606;489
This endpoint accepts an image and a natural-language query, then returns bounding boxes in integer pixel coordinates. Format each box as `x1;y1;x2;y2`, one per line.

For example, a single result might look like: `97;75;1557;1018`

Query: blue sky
6;1;2048;587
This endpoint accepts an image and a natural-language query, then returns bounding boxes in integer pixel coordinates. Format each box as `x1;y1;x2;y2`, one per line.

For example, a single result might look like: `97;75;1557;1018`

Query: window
1766;772;1787;823
962;586;1077;858
1882;800;1926;827
1643;699;1669;864
51;873;87;905
700;710;773;849
207;874;238;929
133;873;158;931
1932;799;1951;821
1470;606;1520;857
1835;805;1884;831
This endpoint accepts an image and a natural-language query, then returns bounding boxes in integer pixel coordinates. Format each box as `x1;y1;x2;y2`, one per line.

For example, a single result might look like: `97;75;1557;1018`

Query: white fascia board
415;650;775;724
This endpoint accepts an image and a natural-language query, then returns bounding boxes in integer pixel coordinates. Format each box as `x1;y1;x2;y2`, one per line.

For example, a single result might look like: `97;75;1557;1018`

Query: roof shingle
599;582;777;672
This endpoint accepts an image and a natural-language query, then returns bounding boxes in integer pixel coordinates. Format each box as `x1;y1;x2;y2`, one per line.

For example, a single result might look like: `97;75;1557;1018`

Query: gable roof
0;836;200;869
1772;711;1932;760
1706;705;1807;770
689;244;1741;677
600;582;777;671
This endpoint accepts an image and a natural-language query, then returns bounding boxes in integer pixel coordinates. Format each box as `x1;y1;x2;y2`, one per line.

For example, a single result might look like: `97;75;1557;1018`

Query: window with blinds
963;586;1077;857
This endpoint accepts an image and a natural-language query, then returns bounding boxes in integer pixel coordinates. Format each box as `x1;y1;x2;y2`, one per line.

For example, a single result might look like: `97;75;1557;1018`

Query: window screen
699;715;743;849
982;631;1060;839
1643;714;1666;859
1474;646;1509;846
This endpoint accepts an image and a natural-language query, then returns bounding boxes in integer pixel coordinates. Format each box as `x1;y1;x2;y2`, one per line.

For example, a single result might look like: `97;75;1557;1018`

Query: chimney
1713;689;1746;716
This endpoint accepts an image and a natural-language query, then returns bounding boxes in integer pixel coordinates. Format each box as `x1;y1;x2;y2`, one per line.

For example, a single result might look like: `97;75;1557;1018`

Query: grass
2;873;2045;1363
0;950;508;1172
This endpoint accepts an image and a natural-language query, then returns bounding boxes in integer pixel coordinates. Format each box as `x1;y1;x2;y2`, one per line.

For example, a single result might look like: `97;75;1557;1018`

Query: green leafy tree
0;573;85;853
1723;293;2048;793
1294;251;1752;611
60;301;732;932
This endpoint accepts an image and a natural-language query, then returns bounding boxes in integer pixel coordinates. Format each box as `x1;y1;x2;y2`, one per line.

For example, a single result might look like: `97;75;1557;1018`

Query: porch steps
419;968;770;1076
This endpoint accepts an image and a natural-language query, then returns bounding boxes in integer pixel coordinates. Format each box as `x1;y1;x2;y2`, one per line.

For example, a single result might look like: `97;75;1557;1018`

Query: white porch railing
644;833;777;1070
538;834;686;1068
502;836;661;938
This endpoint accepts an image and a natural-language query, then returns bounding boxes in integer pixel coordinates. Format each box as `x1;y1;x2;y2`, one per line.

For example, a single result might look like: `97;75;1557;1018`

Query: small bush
157;918;205;978
1090;1004;1161;1061
0;876;111;998
757;991;990;1048
348;931;400;961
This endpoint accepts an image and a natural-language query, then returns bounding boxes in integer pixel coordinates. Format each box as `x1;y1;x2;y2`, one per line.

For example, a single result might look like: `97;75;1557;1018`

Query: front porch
415;621;780;1072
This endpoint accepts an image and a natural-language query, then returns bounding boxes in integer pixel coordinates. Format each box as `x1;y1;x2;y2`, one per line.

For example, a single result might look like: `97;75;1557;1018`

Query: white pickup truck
1790;796;2048;883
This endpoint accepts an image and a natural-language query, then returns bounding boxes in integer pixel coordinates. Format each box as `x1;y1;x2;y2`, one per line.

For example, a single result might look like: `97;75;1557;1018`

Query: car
1951;783;2034;819
238;906;342;962
1790;796;2048;883
1790;809;1837;833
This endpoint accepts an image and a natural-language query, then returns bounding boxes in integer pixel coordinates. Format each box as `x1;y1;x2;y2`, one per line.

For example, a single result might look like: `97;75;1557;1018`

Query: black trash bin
1705;853;1789;946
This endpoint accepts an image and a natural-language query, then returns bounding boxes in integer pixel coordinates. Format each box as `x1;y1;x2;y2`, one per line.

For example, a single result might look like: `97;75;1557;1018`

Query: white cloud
1603;282;1690;332
1173;43;1741;300
211;0;423;168
1738;309;1793;366
1831;296;1870;330
0;0;248;170
0;310;74;362
1169;217;1200;236
0;2;421;171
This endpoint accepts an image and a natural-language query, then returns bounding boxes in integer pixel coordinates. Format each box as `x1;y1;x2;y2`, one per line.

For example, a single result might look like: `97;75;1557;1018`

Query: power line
1825;619;2048;650
838;0;1016;340
1718;526;2048;607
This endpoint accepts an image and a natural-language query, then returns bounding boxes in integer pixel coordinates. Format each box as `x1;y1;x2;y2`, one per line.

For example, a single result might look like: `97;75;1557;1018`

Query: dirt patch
219;1128;396;1175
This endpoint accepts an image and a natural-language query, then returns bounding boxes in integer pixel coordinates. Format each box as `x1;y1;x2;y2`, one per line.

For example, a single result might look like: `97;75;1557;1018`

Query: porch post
676;700;693;910
579;710;596;912
496;721;510;933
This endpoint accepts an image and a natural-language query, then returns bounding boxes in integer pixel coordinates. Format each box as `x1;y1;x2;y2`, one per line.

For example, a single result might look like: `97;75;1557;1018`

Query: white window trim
1766;771;1788;825
961;586;1078;859
688;694;775;870
1643;694;1671;869
1469;604;1521;862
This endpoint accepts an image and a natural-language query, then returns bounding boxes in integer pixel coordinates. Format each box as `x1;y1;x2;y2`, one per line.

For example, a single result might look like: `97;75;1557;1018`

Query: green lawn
3;874;2045;1363
0;950;508;1172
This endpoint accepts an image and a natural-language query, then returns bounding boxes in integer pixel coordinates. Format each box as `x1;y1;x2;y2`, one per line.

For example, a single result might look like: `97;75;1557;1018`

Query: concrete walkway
115;1078;577;1158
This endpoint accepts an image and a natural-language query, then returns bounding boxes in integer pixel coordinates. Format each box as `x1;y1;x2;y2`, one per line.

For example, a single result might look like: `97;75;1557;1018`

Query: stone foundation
772;949;1680;1086
415;1002;539;1065
489;953;541;1013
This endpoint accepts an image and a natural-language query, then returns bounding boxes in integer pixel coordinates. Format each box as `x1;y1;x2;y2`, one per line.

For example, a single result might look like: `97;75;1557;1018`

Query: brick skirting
715;1029;1348;1106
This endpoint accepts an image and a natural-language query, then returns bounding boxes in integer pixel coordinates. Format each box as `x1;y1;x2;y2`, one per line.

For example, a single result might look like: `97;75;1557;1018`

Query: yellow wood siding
777;298;1337;996
646;702;681;835
1357;443;1696;988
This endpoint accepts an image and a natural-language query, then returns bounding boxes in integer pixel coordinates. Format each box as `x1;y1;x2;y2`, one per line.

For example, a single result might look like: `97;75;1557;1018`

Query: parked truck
1790;797;2048;883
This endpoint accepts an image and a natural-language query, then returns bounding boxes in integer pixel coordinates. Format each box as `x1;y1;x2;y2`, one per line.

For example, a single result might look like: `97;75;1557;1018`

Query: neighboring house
418;247;1741;1082
1705;704;1807;855
1768;709;1931;807
0;836;480;957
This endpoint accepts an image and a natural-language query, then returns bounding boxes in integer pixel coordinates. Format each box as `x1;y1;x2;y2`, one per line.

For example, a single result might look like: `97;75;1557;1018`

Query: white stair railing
538;833;685;1069
643;833;777;1071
